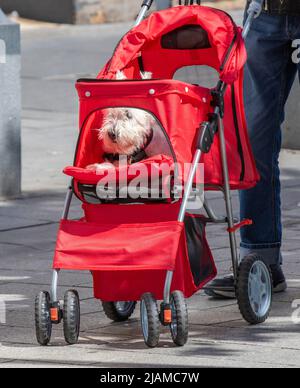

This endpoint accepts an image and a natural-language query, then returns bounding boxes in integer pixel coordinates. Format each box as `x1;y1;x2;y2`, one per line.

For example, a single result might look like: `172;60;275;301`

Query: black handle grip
179;1;201;4
142;0;154;8
197;113;219;153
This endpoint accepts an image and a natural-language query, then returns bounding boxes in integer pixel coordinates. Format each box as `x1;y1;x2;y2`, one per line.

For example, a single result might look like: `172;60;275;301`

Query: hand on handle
248;0;264;18
243;0;264;39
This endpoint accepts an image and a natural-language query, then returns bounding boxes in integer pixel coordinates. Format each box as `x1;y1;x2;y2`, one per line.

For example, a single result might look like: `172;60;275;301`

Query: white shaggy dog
86;71;170;170
99;107;155;161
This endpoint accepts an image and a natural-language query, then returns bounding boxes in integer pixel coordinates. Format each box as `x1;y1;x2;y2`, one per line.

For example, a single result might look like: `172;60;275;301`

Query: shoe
205;265;287;300
204;275;235;300
270;264;287;293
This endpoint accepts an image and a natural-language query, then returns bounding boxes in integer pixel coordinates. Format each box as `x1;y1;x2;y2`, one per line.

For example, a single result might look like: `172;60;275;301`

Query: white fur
102;70;155;156
141;71;153;80
116;70;127;80
86;162;114;171
87;70;158;170
116;70;153;80
99;107;154;156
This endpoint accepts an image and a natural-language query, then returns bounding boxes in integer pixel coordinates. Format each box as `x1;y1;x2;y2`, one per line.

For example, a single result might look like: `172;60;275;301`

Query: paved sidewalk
1;161;300;368
0;12;300;368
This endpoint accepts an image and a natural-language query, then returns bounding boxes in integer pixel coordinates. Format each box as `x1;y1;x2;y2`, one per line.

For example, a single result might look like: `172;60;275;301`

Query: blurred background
0;1;245;24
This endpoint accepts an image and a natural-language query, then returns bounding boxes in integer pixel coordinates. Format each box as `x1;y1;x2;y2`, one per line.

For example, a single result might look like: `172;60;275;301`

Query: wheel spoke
261;283;267;297
103;301;136;322
248;261;272;319
249;273;256;285
238;256;272;324
256;265;262;280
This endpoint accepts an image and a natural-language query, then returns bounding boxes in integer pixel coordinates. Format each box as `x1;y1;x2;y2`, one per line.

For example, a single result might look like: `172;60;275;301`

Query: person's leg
206;12;298;298
241;16;297;262
242;14;300;275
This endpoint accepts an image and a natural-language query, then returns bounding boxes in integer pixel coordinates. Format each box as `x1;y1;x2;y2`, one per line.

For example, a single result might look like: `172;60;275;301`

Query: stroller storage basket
53;204;216;301
92;213;216;302
53;219;183;271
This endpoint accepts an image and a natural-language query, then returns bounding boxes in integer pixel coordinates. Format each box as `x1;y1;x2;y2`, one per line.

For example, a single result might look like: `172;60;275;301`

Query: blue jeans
240;11;300;265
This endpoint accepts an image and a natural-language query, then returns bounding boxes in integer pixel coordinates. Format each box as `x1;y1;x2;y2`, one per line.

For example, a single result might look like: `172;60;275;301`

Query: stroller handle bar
243;0;264;38
178;0;264;283
142;0;154;7
135;0;155;26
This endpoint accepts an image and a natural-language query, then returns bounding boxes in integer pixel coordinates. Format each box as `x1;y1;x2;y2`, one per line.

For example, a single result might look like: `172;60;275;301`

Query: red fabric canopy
70;5;259;191
98;5;247;84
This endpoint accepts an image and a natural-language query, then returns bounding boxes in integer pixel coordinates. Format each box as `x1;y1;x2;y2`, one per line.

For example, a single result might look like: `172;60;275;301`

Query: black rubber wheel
237;254;273;325
140;293;160;348
170;291;189;346
102;301;137;322
63;290;80;345
35;291;52;346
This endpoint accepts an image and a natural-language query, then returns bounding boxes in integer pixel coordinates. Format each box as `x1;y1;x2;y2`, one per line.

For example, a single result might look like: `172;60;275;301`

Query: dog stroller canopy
69;5;259;191
98;5;247;84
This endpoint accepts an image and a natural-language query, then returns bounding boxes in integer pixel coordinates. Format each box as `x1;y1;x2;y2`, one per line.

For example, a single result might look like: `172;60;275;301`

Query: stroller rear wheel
63;290;80;345
169;291;189;346
237;254;273;325
102;301;137;322
140;293;160;348
35;291;52;346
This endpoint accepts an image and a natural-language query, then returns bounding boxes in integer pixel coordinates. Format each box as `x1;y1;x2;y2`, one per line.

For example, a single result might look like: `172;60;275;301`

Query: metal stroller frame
46;0;272;348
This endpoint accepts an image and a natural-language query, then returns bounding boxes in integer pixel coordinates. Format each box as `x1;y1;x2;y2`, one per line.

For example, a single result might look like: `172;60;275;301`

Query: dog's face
99;108;154;156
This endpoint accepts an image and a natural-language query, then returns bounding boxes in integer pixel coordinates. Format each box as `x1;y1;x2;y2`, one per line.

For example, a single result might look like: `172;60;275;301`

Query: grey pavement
0;11;300;368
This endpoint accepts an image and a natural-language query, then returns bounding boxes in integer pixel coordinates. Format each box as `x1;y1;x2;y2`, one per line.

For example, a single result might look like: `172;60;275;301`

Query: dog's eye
125;110;133;119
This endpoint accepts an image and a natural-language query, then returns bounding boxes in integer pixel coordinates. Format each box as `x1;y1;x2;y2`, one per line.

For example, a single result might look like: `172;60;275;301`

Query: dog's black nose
108;131;117;142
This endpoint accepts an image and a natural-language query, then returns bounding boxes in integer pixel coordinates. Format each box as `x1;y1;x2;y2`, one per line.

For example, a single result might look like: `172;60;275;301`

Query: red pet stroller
35;0;273;348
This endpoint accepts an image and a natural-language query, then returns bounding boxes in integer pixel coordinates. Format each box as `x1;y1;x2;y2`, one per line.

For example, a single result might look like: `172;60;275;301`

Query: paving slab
1;183;299;367
0;193;82;227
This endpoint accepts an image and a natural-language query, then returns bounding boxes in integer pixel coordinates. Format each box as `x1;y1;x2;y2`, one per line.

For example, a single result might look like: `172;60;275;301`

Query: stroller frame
51;0;264;305
41;1;272;348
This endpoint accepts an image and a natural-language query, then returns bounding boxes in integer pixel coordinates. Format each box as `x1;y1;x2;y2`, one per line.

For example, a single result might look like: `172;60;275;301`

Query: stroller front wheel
102;301;137;322
35;291;52;346
140;293;160;348
169;291;188;346
63;290;80;345
237;254;273;325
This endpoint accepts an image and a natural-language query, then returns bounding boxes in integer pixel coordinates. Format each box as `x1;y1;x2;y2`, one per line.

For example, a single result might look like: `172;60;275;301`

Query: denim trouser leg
240;13;300;266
